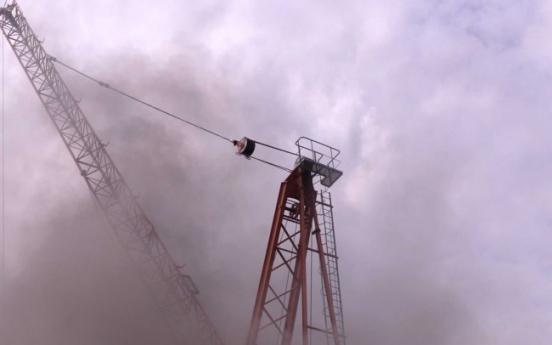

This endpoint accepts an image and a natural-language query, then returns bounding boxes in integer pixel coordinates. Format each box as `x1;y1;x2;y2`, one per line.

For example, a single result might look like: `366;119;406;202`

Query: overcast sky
1;0;552;344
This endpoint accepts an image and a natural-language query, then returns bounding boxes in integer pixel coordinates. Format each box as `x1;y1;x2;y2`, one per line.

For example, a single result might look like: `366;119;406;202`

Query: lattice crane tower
0;3;224;344
244;137;347;345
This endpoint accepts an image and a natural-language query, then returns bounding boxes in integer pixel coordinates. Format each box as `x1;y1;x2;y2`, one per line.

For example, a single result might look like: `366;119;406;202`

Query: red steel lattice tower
0;3;224;344
246;137;346;345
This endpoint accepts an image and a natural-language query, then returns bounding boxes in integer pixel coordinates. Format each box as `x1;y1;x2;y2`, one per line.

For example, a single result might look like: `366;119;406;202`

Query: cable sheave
52;56;297;173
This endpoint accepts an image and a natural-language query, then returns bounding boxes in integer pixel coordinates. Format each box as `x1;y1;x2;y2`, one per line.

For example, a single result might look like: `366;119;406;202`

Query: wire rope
249;156;291;173
255;141;298;157
51;56;234;144
52;56;298;174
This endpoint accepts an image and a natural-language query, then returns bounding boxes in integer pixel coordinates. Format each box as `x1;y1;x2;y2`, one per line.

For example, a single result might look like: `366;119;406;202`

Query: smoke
2;201;176;345
2;0;552;345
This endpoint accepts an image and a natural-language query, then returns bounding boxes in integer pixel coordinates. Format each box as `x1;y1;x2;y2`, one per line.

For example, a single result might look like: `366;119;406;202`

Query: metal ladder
317;191;346;345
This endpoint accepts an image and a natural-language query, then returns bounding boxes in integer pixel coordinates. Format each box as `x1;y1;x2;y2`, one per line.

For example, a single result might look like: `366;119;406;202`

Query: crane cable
250;156;291;173
50;56;234;144
51;56;296;173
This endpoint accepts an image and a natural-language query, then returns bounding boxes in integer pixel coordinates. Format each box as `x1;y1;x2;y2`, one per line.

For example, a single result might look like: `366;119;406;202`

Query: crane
0;2;223;345
241;138;346;345
0;2;348;345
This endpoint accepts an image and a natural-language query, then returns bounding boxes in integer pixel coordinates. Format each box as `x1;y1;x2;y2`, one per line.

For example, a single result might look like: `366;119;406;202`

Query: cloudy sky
1;0;552;344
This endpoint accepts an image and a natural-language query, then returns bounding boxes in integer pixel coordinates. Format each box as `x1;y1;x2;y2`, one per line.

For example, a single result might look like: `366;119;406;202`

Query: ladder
317;191;346;344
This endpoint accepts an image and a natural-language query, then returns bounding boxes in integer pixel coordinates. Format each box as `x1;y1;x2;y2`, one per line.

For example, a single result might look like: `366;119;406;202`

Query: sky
1;0;552;344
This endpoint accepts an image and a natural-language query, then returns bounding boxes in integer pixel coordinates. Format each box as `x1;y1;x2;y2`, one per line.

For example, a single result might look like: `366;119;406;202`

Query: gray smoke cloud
1;0;552;344
2;202;177;345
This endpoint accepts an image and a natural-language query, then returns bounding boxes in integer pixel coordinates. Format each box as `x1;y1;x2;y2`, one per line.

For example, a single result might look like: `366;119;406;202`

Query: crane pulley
52;55;298;173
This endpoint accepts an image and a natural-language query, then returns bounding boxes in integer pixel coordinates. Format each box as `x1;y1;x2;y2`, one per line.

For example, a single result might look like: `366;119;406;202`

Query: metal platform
295;137;343;188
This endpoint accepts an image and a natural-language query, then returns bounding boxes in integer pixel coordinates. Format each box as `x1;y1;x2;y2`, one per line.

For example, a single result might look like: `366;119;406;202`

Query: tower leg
246;167;339;345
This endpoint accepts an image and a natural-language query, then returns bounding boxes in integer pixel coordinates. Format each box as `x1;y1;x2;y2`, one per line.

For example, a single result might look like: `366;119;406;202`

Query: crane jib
0;3;225;345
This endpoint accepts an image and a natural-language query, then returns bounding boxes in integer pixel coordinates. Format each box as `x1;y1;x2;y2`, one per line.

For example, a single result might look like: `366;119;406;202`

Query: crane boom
0;3;223;345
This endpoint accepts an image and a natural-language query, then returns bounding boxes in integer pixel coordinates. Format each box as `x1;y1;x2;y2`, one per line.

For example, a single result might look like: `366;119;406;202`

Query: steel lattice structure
0;3;224;345
246;137;346;345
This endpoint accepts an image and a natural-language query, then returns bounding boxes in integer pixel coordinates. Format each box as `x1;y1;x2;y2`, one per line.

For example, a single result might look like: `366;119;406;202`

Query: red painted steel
246;166;342;345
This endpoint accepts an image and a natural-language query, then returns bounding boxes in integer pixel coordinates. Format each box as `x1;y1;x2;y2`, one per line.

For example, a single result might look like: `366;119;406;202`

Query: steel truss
246;166;344;345
0;3;223;344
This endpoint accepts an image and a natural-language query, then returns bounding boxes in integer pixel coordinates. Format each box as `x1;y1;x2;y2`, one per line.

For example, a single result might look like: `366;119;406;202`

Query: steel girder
246;167;343;345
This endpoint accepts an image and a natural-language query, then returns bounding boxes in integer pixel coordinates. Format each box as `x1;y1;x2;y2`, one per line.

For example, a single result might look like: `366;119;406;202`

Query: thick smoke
2;202;176;345
2;1;552;345
1;45;284;345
